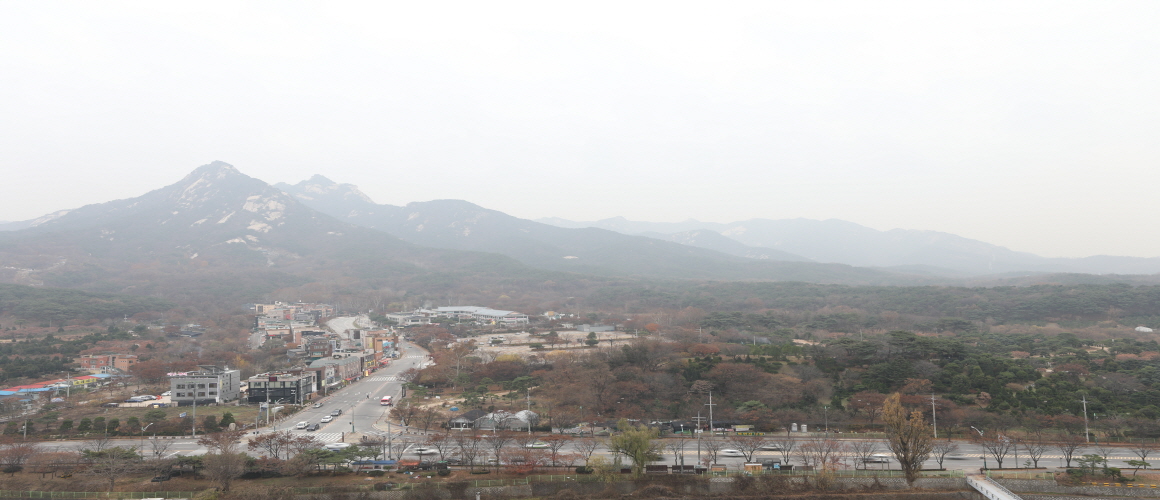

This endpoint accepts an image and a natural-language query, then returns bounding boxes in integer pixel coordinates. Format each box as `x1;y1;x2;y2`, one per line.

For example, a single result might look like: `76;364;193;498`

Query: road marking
287;432;344;443
366;376;397;382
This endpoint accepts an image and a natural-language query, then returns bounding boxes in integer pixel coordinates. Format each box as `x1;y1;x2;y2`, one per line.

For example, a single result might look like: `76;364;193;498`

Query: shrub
636;484;675;498
575;466;594;474
437;468;451;476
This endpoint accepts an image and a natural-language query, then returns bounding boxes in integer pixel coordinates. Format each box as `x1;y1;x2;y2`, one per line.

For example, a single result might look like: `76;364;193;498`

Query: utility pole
1082;395;1090;443
527;388;532;436
930;394;938;439
692;413;707;464
705;392;716;437
192;395;197;438
824;406;829;435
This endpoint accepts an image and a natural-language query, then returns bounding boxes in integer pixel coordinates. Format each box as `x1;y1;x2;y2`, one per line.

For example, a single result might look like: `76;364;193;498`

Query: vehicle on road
295;421;308;430
759;444;782;451
313;402;323;408
321;415;333;423
863;453;892;463
331;409;343;416
411;447;436;455
324;443;352;451
720;449;746;458
525;441;548;449
306;423;320;431
380;396;393;406
945;453;969;460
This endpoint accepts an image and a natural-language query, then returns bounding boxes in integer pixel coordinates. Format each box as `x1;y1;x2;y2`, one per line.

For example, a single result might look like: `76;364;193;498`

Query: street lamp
140;422;154;450
971;426;988;471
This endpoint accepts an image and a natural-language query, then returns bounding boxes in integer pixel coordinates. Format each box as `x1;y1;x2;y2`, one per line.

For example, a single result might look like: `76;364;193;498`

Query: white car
320;415;333;423
720;449;746;458
525;441;548;449
324;443;352;451
161;391;171;397
295;421;308;430
863;453;892;463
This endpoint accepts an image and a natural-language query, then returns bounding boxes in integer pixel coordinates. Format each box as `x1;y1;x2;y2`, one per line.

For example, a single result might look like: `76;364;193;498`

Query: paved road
42;318;427;457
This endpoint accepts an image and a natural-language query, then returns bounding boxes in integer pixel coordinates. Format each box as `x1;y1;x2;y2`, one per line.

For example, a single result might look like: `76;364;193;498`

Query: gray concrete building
169;365;241;406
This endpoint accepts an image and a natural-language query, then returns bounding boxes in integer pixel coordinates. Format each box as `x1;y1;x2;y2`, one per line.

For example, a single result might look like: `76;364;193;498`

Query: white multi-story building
430;306;529;325
169;366;241;407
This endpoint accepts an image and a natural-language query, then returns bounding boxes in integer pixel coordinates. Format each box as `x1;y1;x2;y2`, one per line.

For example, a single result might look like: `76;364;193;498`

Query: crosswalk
366;376;397;382
403;355;426;359
286;431;344;443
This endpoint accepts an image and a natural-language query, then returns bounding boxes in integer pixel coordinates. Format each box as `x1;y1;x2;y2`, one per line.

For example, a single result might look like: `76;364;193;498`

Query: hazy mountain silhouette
539;216;1160;276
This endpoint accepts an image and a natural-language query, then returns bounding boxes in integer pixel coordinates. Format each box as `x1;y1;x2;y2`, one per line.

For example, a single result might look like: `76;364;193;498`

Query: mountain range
1;162;1157;308
0;163;530;304
272;176;906;283
537;217;1160;277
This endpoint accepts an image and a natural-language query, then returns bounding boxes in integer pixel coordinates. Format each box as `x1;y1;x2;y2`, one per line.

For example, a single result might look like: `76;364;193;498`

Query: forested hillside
0;284;172;325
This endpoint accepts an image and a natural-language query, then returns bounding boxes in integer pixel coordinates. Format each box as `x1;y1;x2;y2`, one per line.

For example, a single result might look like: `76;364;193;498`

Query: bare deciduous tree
202;452;247;492
979;434;1014;469
575;437;602;466
848;440;880;470
770;436;797;465
1056;433;1085;468
930;440;959;470
701;438;723;466
453;433;483;469
1023;435;1049;468
149;438;174;460
725;434;768;462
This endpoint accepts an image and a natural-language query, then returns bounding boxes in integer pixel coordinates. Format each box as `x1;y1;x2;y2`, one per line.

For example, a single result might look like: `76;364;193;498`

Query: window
176;393;185;397
209;391;217;395
198;384;206;389
209;383;218;388
176;384;185;389
198;392;206;397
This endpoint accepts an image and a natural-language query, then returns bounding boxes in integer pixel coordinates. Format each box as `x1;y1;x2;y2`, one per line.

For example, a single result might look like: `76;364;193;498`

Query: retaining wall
996;478;1160;499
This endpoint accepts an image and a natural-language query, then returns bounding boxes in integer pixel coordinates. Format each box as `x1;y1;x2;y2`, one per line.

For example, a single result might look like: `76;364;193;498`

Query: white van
295;421;308;430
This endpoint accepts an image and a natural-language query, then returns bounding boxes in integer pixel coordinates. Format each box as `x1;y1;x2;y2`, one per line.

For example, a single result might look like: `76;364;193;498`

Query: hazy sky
2;2;1158;258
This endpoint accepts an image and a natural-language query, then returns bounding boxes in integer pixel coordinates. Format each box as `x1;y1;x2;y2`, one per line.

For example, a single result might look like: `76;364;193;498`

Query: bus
380;396;393;406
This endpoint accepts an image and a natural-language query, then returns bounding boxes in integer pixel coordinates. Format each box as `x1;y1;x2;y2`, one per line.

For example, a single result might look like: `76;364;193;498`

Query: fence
985;471;1055;480
0;492;196;499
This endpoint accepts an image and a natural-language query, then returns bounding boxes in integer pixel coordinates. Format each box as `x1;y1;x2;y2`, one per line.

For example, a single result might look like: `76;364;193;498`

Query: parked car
295;421;308;430
320;415;333;423
306;423;320;431
161;391;171;397
101;402;120;408
720;449;746;458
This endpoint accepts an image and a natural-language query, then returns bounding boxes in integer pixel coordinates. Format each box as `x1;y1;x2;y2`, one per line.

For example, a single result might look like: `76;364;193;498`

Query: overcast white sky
2;2;1158;258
